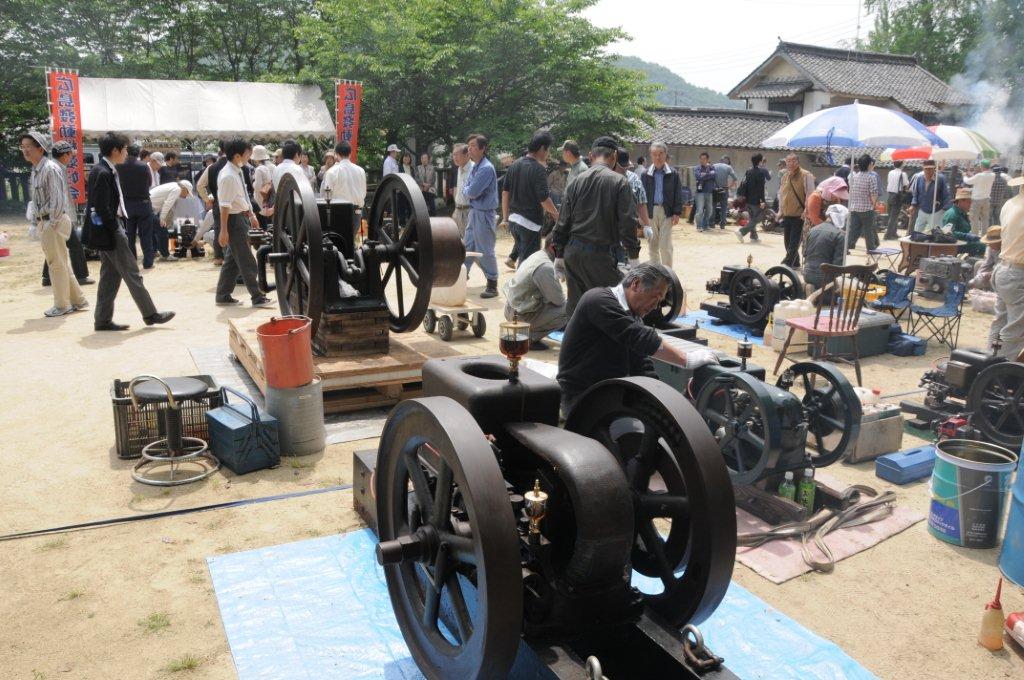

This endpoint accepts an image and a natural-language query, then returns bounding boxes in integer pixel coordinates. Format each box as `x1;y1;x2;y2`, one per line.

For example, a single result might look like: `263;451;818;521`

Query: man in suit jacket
117;144;158;267
83;131;174;331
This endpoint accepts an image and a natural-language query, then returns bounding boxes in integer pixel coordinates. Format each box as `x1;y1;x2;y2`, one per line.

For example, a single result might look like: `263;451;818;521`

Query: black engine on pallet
900;348;1024;449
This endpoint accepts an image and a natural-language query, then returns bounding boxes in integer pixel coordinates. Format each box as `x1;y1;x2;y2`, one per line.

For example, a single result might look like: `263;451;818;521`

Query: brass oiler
523;479;548;535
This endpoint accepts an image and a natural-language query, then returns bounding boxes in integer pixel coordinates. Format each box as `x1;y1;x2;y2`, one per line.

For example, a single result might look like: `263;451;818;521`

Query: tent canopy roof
78;78;335;140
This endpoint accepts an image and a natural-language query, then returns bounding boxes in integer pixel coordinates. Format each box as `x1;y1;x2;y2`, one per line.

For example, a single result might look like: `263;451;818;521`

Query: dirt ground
0;213;1020;680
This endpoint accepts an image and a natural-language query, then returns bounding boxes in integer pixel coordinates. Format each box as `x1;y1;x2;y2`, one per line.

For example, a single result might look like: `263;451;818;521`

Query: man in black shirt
736;153;771;242
557;263;717;414
500;131;560;267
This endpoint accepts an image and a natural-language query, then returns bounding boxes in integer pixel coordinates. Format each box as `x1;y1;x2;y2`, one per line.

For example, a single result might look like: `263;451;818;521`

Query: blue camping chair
909;281;966;351
870;271;916;327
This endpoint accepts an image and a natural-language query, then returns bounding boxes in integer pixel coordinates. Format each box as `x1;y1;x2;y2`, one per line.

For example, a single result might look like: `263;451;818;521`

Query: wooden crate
315;308;390;357
227;318;459;413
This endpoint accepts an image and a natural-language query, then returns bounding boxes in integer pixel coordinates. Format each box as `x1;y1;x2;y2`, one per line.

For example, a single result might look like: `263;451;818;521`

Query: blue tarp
676;310;766;344
208;529;875;680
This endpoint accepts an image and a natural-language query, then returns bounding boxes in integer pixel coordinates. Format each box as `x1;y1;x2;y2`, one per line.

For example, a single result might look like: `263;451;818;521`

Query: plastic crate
111;375;222;459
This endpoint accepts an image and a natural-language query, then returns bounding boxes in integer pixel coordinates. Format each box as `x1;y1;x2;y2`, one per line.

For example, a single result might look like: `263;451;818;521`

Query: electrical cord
0;483;353;543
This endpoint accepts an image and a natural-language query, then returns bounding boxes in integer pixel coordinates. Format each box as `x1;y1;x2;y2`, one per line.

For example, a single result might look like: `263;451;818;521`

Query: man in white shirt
150;180;193;228
884;160;910;239
450;143;474;237
964;159;996;235
382;144;400;177
216;139;273;308
272;139;303;192
321;140;367;212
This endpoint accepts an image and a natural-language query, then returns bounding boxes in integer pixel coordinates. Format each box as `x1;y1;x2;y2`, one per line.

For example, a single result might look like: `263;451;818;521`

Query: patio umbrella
762;101;947;150
763;101;947;265
880;126;999;162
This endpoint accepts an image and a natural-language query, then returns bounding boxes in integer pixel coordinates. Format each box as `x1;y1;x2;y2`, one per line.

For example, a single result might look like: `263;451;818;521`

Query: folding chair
909;281;966;351
866;246;901;271
774;263;877;386
869;270;916;328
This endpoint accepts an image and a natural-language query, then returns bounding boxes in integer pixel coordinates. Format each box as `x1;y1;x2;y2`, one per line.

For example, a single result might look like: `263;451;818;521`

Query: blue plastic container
1000;458;1024;586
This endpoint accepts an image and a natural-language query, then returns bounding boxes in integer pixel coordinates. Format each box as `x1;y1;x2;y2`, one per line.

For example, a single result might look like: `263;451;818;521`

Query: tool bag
205;387;281;475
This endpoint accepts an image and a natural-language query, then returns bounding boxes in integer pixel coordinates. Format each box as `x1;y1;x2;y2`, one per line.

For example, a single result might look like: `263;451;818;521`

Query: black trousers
215;213;262;302
511;223;541;266
564;242;622;319
42;225;90;282
781;216;804;268
885;193;904;238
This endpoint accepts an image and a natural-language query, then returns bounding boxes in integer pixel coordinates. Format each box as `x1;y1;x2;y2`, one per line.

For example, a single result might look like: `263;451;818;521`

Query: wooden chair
773;263;877;386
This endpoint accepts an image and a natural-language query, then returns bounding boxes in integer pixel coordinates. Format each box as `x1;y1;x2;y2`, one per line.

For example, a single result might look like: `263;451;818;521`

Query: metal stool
866;246;901;271
129;375;220;486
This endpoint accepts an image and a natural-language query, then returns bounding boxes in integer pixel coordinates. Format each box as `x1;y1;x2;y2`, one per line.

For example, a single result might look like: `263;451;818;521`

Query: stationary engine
700;262;803;334
370;356;739;680
900;348;1024;449
915;256;974;299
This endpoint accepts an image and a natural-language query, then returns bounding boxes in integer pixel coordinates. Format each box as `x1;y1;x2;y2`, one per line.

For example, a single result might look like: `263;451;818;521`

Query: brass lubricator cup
523;479;548;535
737;335;753;371
499;313;531;383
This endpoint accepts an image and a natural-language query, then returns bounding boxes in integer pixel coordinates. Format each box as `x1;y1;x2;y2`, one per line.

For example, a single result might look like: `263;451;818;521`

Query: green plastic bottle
797;468;816;513
778;471;796;501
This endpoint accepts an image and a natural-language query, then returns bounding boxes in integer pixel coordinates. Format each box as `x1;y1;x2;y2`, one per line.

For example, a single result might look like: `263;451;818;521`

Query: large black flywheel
968;362;1024;450
565;377;736;627
368;174;465;333
643;266;686;328
779;361;861;468
728;267;779;327
271;169;324;337
375;397;522;680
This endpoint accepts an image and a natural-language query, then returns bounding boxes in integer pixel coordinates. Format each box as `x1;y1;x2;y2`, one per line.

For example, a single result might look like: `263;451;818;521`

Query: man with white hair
640;141;685;266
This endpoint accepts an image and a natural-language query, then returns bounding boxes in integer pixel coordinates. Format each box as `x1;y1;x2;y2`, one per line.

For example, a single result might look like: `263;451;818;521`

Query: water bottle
797;468;816;514
778;471;796;501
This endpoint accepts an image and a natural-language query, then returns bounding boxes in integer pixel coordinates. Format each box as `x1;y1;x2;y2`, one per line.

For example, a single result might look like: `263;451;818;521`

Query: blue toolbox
875;445;936;485
206;387;281;475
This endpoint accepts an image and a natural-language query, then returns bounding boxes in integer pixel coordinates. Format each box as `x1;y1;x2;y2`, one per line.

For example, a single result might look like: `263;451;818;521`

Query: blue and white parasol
763;101;948;151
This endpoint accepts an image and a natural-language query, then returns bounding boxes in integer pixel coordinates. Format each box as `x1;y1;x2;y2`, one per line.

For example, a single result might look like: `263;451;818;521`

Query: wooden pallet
227;318;460;413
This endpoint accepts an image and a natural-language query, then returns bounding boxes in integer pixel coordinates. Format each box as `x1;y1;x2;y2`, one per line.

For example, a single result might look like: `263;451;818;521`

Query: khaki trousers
453;205;470;238
40;214;86;310
648;205;674;267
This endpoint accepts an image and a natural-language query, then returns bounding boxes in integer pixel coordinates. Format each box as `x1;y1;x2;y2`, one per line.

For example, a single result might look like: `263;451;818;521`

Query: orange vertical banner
46;68;86;204
335;80;363;163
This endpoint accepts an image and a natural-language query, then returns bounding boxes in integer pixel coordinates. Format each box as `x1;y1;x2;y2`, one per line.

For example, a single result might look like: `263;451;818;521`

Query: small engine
915;256;973;298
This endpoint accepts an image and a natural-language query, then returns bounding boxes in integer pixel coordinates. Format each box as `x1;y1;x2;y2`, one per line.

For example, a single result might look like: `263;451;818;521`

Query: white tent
78;78;335;139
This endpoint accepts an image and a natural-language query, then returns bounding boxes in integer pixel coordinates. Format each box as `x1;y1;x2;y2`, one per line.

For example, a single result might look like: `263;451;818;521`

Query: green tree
299;0;655;158
864;1;982;81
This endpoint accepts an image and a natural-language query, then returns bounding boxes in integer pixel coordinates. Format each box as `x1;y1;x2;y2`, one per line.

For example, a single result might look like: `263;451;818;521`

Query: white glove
25;200;36;223
627;258;640;269
685;348;719;369
643;226;653;240
554;257;566;281
28;223;39;241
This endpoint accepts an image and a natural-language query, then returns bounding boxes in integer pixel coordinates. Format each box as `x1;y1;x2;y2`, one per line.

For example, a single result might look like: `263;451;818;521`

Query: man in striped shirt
846;154;880;252
21;131;88;317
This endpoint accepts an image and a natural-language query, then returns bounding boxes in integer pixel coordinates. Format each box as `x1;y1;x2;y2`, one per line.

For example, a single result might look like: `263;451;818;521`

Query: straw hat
954;188;973;201
1009;175;1024;187
981;226;1002;245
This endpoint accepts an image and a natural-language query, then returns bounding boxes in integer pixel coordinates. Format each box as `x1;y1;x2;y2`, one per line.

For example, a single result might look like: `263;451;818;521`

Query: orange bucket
256;316;315;389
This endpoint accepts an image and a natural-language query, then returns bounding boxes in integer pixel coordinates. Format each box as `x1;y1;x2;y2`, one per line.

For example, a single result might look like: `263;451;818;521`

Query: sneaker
216;297;241;306
43;306;74;317
160;254;179;262
735;230;744;242
72;300;89;311
252;296;275;308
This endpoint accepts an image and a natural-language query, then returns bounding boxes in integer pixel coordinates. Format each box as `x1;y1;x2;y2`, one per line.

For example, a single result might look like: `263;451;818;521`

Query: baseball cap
387;144;400;153
51;140;74;156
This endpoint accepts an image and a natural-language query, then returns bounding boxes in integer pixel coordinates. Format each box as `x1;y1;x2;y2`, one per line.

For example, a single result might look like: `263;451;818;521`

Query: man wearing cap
251;145;275;221
561;140;588;189
972;226;1000;292
44;139;92;287
383;144;400;177
964;160;995;235
20;130;89;317
552;136;640;318
83;131;174;331
909;159;951;232
462;133;501;298
991;175;1024;358
150;180;193;229
943;188;985;256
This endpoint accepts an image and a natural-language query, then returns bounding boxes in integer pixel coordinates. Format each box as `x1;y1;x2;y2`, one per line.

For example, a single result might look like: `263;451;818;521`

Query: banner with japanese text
46;68;86;204
335;80;363;163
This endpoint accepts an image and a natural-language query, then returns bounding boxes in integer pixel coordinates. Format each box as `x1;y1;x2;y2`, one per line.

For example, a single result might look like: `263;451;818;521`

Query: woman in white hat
251;145;275;221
